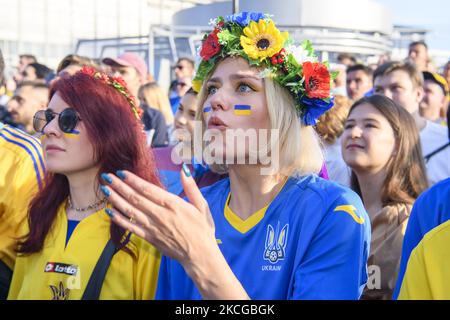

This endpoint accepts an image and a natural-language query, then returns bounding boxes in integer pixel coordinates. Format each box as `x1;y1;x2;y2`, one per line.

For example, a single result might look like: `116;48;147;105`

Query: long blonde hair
195;57;324;177
139;82;174;124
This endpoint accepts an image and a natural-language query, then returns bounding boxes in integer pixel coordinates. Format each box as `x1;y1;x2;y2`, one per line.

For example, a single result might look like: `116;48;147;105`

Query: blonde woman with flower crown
101;12;371;300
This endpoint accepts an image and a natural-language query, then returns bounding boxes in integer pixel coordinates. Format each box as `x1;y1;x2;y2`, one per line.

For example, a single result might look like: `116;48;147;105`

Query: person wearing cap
420;71;449;126
443;60;450;90
102;53;168;147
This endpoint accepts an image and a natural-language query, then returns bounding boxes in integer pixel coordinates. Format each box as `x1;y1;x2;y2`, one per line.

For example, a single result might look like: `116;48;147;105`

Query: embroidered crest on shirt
50;281;70;300
263;222;289;264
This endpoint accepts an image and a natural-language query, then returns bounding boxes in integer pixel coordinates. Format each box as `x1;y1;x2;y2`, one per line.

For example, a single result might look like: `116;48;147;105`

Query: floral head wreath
80;66;142;120
193;12;337;126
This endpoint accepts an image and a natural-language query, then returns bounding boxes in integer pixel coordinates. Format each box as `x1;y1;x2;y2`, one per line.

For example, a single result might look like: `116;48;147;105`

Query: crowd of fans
0;34;449;300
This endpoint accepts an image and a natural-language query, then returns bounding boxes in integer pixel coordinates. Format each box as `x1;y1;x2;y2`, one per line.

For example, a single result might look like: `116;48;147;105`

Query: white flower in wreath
208;18;218;26
286;44;317;64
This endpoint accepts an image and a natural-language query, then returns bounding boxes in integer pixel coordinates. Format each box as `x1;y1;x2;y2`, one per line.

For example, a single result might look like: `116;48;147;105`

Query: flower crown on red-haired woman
80;66;142;119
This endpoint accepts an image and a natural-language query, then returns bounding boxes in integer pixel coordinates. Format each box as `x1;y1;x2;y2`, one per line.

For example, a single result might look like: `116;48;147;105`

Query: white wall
0;0;212;72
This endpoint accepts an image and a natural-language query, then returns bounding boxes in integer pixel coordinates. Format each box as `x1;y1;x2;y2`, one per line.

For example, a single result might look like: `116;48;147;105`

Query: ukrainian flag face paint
63;129;80;139
233;105;252;116
203;105;212;118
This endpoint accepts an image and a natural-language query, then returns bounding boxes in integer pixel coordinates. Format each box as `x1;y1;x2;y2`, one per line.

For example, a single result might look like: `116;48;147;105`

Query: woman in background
138;82;174;125
342;94;428;299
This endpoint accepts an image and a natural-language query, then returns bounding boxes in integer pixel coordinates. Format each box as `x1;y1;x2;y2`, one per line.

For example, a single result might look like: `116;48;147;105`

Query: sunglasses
33;108;82;134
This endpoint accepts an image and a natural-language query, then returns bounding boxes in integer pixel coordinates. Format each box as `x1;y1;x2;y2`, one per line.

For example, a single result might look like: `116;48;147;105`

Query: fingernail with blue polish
116;170;126;180
105;208;114;218
100;185;111;197
182;163;191;177
101;173;112;184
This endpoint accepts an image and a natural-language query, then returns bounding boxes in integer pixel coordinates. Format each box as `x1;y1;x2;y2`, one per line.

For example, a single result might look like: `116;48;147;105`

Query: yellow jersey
398;219;450;300
8;202;161;300
0;124;44;270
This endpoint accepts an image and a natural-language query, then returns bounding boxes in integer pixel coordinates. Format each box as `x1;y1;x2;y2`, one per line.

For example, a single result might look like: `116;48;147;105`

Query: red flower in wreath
113;76;128;89
81;66;96;77
303;61;330;99
200;29;221;61
98;72;109;83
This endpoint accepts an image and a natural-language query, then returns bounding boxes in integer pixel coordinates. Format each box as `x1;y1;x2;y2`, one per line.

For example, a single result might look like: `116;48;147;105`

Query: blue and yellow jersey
393;178;450;299
0;123;44;270
156;175;371;300
398;219;450;300
8;202;161;300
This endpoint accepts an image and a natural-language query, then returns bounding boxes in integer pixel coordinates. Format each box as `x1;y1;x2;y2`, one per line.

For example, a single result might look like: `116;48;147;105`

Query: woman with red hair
8;67;161;300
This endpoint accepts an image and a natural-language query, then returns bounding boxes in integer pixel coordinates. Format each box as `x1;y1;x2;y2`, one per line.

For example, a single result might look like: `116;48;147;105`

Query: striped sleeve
0;126;45;190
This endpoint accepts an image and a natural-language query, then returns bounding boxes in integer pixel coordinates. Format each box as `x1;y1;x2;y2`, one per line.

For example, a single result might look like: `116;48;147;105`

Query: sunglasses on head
33;108;82;134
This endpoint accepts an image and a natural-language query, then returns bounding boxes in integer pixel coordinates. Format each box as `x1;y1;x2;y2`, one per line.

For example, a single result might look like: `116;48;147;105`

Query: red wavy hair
18;71;162;254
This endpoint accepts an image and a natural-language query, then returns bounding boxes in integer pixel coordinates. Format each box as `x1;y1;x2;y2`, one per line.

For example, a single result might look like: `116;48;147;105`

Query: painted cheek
203;106;212;118
233;104;252;116
63;129;80;139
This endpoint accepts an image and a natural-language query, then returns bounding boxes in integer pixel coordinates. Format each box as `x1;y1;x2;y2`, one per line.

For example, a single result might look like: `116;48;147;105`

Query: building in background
0;0;221;75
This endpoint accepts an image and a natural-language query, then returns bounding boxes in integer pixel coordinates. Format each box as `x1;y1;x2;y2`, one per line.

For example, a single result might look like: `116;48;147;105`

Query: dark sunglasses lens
33;110;47;133
59;109;79;133
44;109;55;122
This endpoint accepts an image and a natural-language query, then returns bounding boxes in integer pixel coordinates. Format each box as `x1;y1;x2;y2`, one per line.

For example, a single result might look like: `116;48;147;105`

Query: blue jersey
393;177;450;299
156;175;371;300
153;146;225;196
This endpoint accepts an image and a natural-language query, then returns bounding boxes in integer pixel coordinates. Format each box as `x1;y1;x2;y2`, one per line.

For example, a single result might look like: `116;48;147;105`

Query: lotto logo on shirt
45;262;78;276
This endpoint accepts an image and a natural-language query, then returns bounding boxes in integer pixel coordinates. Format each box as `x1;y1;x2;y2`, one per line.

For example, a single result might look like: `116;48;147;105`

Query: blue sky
376;0;450;51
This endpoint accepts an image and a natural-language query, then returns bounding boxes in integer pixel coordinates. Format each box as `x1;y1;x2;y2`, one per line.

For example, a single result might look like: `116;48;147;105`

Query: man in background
346;64;373;101
13;54;37;84
408;41;429;72
169;57;195;114
103;52;168;147
374;61;450;185
7;82;48;135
